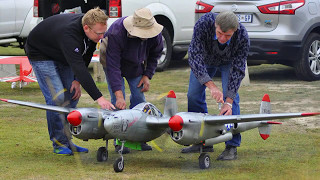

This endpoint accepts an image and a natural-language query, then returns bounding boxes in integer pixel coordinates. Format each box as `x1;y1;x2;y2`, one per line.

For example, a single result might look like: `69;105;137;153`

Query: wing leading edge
0;99;71;113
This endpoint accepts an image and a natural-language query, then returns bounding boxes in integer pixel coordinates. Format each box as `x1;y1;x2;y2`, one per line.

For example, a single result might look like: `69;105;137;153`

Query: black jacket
26;13;102;100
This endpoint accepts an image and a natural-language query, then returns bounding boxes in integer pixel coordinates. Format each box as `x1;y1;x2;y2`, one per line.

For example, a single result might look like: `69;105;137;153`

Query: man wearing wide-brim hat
101;8;163;153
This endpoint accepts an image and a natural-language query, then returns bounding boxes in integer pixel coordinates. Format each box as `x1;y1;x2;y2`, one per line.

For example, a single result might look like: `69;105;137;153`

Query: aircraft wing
21;76;37;82
0;76;20;82
0;99;72;113
203;112;320;125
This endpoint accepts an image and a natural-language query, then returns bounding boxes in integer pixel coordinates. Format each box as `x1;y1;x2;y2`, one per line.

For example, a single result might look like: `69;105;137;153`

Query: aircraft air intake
67;110;82;126
169;115;184;131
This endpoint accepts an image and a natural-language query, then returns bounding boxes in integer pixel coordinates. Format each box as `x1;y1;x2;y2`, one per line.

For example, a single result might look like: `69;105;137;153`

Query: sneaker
53;146;73;155
216;145;237;160
115;145;131;154
70;144;89;153
141;142;152;151
181;144;214;153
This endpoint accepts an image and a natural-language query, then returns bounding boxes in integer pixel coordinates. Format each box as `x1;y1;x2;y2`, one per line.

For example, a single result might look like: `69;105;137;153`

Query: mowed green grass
0;47;320;179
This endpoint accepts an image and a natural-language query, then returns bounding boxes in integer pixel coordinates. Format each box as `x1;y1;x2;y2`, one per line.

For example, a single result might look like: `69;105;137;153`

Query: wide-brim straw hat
123;8;163;38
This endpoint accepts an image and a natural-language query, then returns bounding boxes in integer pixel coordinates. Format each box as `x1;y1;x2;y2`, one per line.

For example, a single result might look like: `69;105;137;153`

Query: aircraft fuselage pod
104;109;167;142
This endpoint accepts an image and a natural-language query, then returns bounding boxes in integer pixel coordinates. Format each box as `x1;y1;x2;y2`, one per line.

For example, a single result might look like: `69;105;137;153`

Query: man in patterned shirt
181;11;250;160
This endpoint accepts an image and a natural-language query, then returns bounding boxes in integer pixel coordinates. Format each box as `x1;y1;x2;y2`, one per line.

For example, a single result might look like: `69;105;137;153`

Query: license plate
236;14;252;23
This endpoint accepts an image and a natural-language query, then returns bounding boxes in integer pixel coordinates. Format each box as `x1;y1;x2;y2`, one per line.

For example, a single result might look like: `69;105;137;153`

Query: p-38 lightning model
1;91;319;172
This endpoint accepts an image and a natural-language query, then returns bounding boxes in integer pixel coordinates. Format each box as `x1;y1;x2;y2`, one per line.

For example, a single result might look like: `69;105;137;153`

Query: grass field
0;47;320;179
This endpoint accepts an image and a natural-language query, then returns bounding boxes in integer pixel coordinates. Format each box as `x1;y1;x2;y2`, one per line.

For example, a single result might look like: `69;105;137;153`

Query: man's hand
137;75;150;92
205;81;224;103
115;90;126;110
115;98;126;110
219;103;232;115
70;80;81;100
96;96;115;110
219;98;233;115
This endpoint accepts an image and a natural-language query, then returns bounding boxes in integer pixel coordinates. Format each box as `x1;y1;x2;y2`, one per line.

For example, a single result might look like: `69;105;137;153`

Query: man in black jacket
25;7;114;155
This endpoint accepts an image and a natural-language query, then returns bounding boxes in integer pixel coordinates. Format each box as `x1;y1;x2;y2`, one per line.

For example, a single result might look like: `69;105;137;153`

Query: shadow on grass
167;59;189;70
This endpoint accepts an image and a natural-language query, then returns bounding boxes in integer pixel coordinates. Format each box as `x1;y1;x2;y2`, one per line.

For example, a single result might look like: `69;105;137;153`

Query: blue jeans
187;64;241;147
29;60;78;148
105;73;145;109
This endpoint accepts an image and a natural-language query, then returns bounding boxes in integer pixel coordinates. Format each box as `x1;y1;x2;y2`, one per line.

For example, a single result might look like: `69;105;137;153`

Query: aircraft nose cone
67;110;82;126
169;115;183;131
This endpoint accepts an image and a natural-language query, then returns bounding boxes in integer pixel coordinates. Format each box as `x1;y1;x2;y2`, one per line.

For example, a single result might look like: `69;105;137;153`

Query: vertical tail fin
259;94;272;140
163;90;178;117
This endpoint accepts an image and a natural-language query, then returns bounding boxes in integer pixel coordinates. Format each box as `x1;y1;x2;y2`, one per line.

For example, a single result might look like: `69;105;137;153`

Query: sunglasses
88;26;105;36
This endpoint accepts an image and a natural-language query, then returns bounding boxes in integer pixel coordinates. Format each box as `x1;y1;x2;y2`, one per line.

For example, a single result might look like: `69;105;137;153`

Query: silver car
195;0;320;81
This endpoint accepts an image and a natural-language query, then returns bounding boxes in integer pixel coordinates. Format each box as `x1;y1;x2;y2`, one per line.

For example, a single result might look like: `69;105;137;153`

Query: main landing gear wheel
97;147;108;162
199;153;210;169
113;157;124;172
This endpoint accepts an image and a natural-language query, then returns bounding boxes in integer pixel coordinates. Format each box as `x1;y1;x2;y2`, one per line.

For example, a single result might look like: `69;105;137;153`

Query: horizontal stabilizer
0;99;71;113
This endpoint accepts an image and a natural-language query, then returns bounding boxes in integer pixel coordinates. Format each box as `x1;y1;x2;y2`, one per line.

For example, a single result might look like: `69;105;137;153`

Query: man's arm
144;33;163;79
226;25;250;100
61;32;103;101
105;28;126;109
188;14;214;85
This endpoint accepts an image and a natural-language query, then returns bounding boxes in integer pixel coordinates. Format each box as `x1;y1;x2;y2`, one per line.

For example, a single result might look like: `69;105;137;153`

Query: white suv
0;0;33;48
196;0;320;81
31;0;197;71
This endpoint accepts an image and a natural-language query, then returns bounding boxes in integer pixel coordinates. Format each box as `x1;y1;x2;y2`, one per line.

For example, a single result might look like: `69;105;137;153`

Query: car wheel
295;33;320;81
156;27;172;72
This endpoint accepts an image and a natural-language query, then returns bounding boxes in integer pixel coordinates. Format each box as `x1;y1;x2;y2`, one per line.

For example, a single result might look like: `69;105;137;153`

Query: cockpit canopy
133;102;163;117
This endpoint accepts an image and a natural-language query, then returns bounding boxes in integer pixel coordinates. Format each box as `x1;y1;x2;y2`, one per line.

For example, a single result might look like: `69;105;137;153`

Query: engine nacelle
169;112;224;145
68;108;110;141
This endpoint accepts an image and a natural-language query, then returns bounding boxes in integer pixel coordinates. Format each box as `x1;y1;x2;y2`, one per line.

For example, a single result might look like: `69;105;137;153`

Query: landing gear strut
198;146;210;169
113;140;125;172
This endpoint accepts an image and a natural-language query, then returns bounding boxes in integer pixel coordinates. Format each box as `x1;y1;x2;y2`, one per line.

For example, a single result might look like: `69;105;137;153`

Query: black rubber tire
294;33;320;81
156;27;172;72
97;147;108;162
199;153;210;169
113;157;124;173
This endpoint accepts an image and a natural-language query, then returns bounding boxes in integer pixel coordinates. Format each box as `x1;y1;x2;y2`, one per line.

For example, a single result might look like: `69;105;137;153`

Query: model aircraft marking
225;123;233;131
199;120;205;137
128;117;138;128
122;120;129;132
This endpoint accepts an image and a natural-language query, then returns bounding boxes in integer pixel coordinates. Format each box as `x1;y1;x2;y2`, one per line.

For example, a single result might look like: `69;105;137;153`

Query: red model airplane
0;56;37;88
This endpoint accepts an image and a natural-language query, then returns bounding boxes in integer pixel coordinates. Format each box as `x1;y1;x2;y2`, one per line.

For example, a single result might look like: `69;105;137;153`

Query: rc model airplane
0;56;37;88
1;91;319;172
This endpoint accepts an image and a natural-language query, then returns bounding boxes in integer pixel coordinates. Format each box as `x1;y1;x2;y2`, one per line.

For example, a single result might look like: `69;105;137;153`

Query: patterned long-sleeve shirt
188;12;250;100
